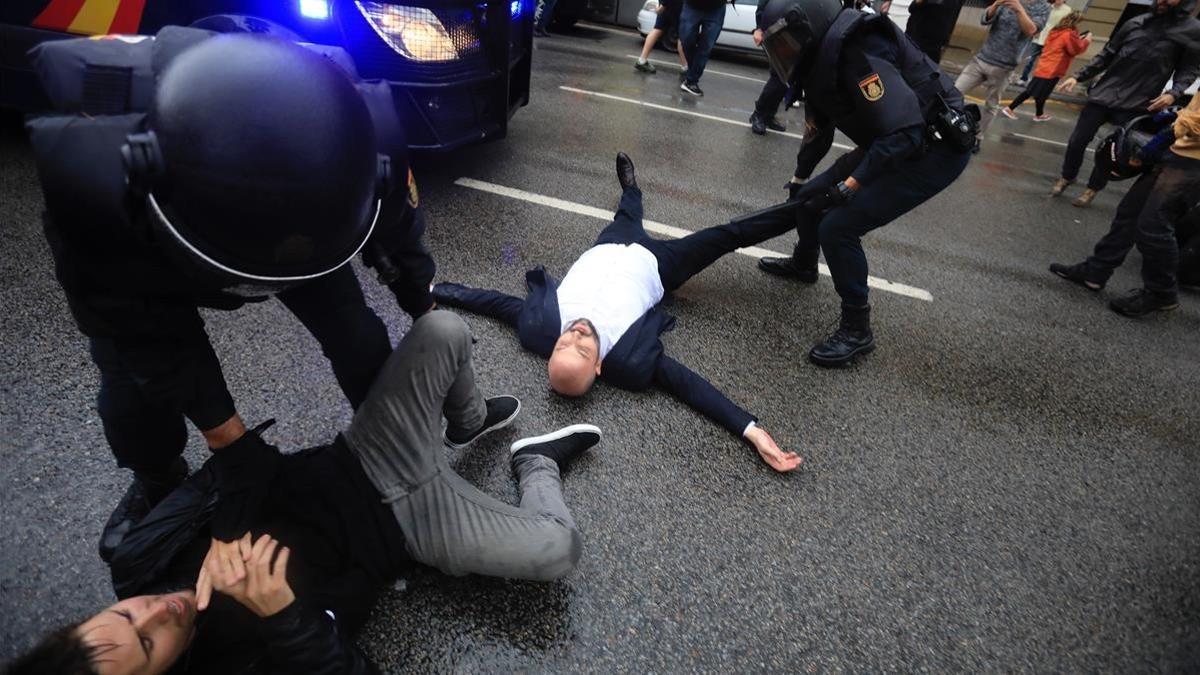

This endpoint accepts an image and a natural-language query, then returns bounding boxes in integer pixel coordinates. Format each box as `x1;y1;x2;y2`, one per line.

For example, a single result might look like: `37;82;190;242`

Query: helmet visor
762;20;809;85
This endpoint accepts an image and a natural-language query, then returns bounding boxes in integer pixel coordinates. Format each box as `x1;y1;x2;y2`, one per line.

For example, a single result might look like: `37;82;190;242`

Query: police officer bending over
25;30;441;560
748;0;975;366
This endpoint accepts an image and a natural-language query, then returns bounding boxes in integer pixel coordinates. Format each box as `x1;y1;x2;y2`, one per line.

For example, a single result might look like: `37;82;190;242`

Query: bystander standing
1014;0;1072;86
635;0;689;74
678;0;730;96
1001;11;1089;121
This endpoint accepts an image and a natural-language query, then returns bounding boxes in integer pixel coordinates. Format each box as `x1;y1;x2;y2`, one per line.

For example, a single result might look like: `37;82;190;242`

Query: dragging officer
745;0;975;366
25;28;437;560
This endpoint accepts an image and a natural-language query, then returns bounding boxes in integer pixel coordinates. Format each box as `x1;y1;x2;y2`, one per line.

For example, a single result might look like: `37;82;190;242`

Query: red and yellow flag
33;0;148;36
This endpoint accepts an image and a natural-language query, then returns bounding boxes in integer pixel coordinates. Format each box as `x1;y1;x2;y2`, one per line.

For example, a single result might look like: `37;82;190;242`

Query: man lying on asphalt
7;311;602;675
433;154;803;473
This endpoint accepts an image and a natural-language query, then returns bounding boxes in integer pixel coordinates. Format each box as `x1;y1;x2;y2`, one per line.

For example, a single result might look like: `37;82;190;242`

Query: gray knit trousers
343;311;581;581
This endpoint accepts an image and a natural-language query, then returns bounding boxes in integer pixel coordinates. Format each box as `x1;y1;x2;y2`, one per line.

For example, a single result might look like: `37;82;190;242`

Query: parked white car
636;0;760;54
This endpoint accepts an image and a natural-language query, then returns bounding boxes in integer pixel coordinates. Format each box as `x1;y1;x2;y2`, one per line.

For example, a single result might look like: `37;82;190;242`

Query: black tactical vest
801;10;964;148
25;26;407;338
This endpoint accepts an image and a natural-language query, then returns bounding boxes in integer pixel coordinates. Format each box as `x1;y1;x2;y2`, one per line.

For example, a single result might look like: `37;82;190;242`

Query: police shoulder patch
858;73;884;102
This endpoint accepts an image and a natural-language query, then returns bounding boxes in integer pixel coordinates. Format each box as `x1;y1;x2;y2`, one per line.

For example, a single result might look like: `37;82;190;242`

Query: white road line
1007;132;1069;148
453;177;935;303
560;85;855;150
624;54;768;84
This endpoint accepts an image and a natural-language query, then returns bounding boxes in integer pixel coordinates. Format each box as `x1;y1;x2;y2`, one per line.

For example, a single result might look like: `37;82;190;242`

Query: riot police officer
749;0;975;366
25;29;437;559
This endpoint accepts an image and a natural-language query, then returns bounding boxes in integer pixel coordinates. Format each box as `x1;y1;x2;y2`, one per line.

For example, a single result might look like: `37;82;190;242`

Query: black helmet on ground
122;34;389;295
1093;114;1170;182
759;0;845;85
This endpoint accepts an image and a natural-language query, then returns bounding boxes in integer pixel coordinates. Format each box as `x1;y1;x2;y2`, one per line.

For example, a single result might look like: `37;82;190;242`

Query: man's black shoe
809;305;874;367
445;395;521;449
765;116;786;132
1108;288;1179;317
617;152;638;191
750;112;767;135
680;81;703;96
99;457;188;562
1049;262;1104;291
758;256;819;283
511;424;602;470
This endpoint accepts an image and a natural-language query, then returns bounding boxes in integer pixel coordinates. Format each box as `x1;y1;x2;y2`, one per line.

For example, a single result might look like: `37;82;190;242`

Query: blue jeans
678;3;725;86
1019;42;1043;82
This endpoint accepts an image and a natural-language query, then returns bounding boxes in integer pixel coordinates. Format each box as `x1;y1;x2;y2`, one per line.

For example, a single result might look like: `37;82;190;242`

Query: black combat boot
99;456;189;562
809;304;875;367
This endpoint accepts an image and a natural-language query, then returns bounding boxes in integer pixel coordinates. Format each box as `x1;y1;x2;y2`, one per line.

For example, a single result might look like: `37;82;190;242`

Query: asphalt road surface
2;24;1198;673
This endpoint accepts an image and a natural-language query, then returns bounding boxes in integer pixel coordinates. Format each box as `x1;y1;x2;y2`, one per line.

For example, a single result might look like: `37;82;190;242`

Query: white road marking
559;85;855;150
1007;132;1069;148
454;177;935;303
625;54;768;84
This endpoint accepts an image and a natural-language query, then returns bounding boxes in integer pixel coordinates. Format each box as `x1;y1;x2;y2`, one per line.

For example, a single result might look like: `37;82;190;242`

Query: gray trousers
954;56;1014;138
343;311;581;581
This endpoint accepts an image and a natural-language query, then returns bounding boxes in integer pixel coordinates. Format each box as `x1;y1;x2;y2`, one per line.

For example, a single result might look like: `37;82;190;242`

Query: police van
0;0;533;149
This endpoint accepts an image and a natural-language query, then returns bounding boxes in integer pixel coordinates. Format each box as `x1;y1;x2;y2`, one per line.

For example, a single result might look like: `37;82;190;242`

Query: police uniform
24;27;436;551
753;6;973;365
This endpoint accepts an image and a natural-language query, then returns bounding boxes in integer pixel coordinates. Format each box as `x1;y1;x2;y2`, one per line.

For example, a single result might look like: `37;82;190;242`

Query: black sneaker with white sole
444;395;521;449
680;81;703;96
511;424;602;470
1049;262;1104;291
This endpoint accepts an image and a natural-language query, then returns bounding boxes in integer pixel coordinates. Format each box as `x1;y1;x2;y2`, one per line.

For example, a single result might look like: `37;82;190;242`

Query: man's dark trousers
679;3;725;86
755;69;788;119
90;265;392;474
596;186;796;291
1083;153;1200;297
1061;102;1140;191
740;142;970;307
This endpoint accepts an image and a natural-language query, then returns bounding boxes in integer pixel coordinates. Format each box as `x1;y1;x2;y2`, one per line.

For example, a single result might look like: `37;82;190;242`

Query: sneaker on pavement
444;395;521;449
634;59;656;73
1049;262;1104;291
1072;188;1097;208
749;112;767;135
1049;177;1073;197
1109;288;1179;317
1033;113;1052;122
511;424;602;470
1000;107;1018;120
680;81;703;96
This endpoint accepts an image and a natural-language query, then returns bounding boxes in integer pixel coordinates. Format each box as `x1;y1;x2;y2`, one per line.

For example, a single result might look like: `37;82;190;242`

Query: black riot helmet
1094;114;1168;181
760;0;845;85
122;34;388;294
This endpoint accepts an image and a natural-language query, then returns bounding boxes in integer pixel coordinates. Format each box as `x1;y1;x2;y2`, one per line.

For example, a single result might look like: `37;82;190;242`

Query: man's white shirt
555;243;665;360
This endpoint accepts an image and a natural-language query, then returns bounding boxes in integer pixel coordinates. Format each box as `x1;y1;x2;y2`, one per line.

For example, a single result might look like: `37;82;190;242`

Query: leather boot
757;256;819;283
1049;177;1072;197
809;304;875;367
1072;188;1097;208
99;456;188;562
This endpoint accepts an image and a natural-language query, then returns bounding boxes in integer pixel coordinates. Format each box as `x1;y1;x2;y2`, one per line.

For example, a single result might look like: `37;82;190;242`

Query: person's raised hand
745;426;803;473
235;535;296;618
195;532;253;611
1148;92;1176;113
1056;77;1078;93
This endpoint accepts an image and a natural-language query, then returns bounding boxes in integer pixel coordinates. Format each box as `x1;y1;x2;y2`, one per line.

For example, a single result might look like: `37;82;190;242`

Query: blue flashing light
300;0;331;19
510;0;521;17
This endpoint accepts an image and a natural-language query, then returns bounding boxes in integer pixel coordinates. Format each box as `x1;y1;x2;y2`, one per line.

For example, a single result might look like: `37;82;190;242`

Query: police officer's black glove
802;181;854;214
210;421;282;541
785;180;805;201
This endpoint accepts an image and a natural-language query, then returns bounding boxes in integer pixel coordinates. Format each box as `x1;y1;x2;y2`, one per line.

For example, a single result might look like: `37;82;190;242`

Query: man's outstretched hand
745;426;803;472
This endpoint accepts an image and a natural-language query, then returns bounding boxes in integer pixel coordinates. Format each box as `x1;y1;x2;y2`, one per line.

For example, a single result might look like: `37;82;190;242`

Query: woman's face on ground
76;590;197;675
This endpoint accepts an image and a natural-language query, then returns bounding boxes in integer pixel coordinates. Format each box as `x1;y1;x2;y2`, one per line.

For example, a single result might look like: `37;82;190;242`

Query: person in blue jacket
434;154;803;473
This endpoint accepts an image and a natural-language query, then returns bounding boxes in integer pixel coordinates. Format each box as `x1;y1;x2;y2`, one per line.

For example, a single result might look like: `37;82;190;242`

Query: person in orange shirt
1002;11;1090;121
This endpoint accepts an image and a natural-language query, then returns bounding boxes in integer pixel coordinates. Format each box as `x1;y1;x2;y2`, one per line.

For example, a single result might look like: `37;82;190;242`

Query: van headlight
355;2;458;62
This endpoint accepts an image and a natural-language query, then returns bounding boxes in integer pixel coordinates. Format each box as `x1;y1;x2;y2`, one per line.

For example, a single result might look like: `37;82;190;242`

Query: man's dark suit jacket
433;267;755;438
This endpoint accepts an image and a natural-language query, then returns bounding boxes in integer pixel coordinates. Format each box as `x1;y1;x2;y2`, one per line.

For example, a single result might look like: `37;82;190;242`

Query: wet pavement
2;24;1198;672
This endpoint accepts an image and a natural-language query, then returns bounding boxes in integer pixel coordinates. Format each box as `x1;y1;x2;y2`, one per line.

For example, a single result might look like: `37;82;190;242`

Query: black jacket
110;435;404;674
433;268;757;437
1073;11;1200;111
